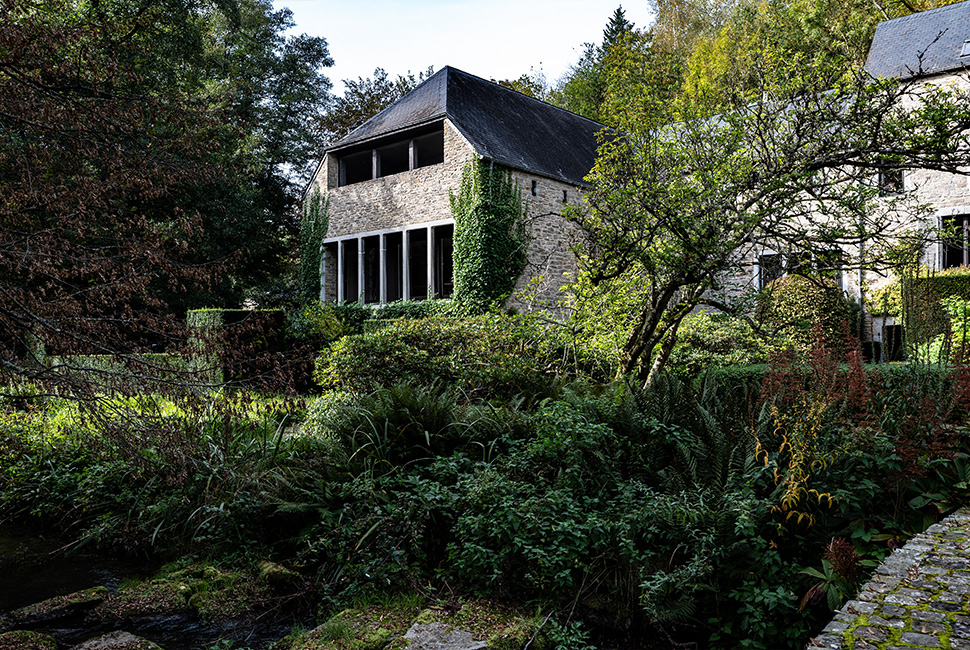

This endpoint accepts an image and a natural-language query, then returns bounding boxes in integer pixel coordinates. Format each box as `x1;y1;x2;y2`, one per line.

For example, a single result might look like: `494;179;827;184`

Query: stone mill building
304;65;603;310
305;1;970;321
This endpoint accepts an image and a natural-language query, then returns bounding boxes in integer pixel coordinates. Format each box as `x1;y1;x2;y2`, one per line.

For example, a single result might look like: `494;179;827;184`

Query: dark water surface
0;523;299;649
0;523;150;612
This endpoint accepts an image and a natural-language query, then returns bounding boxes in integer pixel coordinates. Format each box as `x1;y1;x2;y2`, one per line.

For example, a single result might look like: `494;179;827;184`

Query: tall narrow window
341;240;359;301
758;253;784;289
384;232;403;302
433;224;454;299
531;180;537;196
362;236;380;304
408;230;429;300
944;215;970;268
878;169;904;195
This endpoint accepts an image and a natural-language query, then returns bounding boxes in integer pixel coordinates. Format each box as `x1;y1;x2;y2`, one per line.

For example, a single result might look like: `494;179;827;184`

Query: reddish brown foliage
0;1;226;387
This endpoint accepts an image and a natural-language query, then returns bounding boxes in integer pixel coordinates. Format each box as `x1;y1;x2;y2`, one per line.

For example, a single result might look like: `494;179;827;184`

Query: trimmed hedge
314;314;609;399
870;267;970;344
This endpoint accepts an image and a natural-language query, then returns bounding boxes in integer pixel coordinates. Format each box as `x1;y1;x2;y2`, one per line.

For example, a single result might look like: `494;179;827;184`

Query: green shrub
314;314;608;399
287;301;346;343
668;312;776;378
372;299;452;320
757;276;851;351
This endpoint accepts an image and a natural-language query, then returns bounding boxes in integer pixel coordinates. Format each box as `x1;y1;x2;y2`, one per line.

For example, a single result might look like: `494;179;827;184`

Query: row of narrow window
322;224;454;304
338;130;445;187
757;213;970;290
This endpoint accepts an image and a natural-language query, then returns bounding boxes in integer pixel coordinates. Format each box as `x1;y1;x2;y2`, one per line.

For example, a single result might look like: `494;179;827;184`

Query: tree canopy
0;0;332;383
314;67;434;148
569;63;970;384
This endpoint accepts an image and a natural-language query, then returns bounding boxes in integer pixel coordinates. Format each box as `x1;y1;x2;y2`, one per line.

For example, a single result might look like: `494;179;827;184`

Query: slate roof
865;0;970;79
328;66;607;187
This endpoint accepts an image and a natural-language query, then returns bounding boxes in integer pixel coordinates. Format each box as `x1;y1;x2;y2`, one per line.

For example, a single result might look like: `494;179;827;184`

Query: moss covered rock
4;586;108;627
0;630;57;650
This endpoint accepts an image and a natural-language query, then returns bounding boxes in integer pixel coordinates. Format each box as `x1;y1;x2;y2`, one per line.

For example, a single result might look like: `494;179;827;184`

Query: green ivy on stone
450;160;527;314
300;188;329;302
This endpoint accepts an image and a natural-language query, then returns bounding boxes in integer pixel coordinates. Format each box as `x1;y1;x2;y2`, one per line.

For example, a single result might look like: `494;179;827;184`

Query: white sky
272;0;654;94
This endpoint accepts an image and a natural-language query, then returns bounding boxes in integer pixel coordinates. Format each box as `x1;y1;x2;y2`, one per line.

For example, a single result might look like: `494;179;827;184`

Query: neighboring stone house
863;0;970;273
305;66;603;310
738;1;970;354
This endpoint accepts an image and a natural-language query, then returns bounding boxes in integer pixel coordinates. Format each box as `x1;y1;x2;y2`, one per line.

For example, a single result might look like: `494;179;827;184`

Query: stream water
0;524;300;650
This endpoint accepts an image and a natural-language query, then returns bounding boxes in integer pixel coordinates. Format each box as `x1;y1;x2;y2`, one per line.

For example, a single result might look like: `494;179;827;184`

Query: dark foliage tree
0;0;331;388
314;67;433;148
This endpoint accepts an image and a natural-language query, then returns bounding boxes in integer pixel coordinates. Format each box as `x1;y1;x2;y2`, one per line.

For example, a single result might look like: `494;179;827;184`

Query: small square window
961;40;970;57
878;169;904;195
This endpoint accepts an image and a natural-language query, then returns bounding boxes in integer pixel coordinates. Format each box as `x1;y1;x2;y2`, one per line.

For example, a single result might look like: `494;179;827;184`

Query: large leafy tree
0;0;331;383
569;65;970;385
179;0;333;306
548;6;634;123
314;67;432;148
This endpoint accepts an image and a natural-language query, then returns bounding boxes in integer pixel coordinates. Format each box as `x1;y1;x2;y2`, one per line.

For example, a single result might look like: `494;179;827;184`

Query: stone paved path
809;508;970;649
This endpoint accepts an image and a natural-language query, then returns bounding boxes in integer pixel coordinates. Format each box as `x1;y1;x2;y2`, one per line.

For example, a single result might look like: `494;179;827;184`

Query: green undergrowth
4;319;970;649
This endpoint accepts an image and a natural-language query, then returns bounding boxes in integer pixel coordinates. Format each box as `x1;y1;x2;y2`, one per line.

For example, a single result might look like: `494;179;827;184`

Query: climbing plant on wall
450;160;528;314
300;187;329;302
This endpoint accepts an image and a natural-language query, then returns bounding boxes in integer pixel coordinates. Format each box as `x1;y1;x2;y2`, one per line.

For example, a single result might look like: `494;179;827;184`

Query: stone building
306;3;970;327
304;66;604;310
863;0;970;271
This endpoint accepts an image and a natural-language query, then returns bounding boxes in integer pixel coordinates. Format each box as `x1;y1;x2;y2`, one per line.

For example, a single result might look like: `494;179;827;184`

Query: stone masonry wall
310;120;474;238
507;172;582;313
309;118;585;309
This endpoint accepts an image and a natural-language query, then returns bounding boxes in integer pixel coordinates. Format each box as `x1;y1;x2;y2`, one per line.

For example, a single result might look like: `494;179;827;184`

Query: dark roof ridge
440;66;608;130
331;67;450;148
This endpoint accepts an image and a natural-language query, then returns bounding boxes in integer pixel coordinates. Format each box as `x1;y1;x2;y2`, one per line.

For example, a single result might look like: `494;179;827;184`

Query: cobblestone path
809;509;970;649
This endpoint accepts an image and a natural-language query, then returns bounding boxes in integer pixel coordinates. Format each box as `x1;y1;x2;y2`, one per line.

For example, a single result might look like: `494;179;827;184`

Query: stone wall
310;118;585;309
310;120;474;239
507;171;582;313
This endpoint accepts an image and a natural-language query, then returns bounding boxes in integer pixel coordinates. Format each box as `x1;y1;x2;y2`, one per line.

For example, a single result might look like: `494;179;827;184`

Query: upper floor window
758;249;844;289
336;126;444;187
877;169;904;196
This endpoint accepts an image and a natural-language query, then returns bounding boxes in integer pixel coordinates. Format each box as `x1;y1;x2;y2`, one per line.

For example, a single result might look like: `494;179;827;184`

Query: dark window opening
377;141;409;177
758;253;784;289
414;131;444;168
433;224;454;299
878;169;904;195
816;249;845;289
336;125;444;187
944;214;970;269
408;230;428;300
341;239;359;301
531;180;537;196
385;232;403;302
786;251;812;275
759;249;844;289
363;236;380;304
562;190;568;203
341;151;371;186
